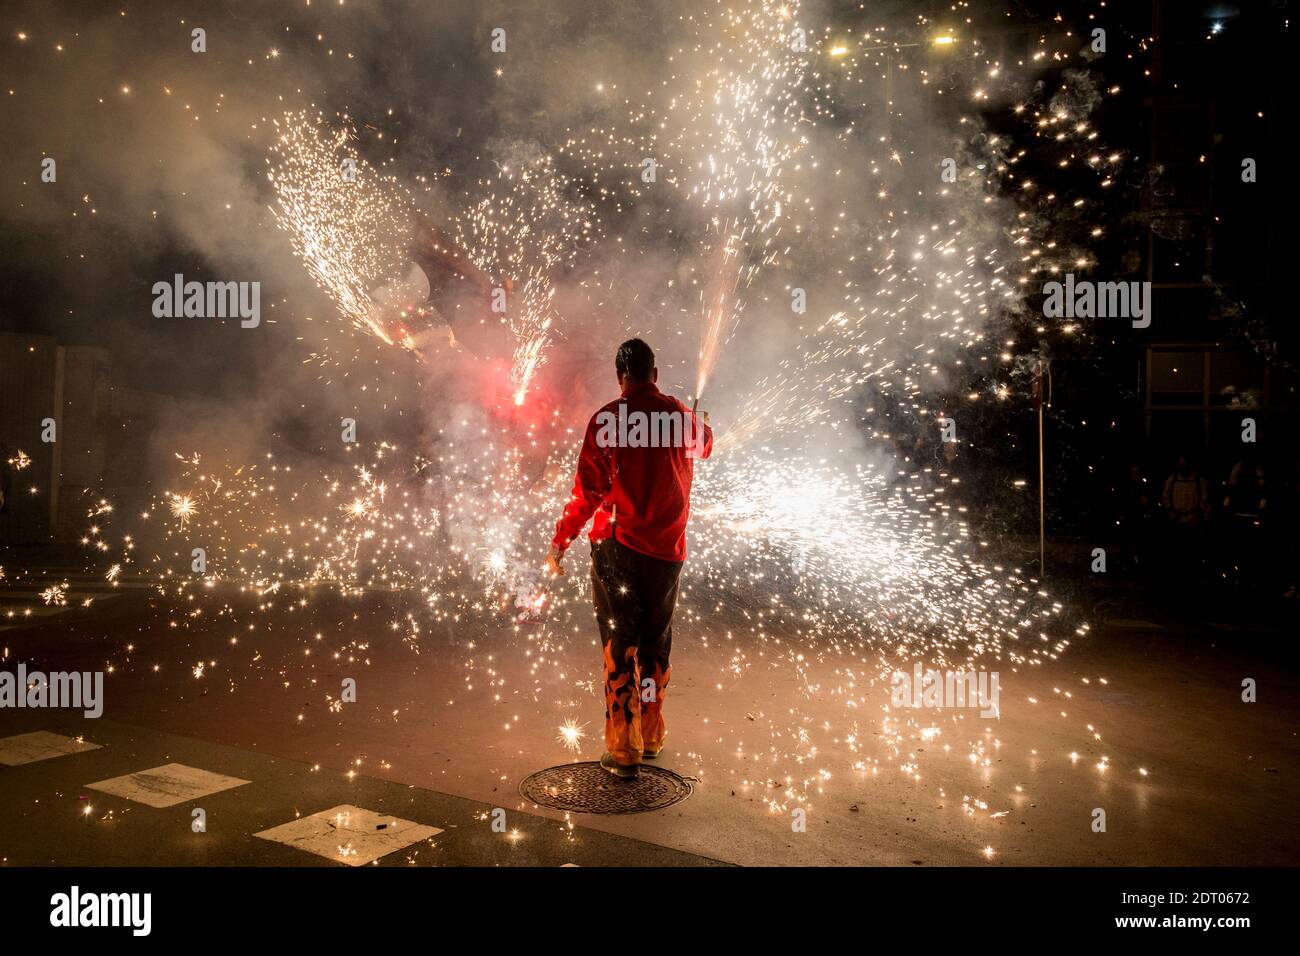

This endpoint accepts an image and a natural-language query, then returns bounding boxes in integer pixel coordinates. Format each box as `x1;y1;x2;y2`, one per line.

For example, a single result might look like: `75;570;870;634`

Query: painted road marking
86;762;250;808
255;804;442;866
0;730;102;766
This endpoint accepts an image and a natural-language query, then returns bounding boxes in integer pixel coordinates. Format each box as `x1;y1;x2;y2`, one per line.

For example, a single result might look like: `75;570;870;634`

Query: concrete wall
0;332;62;543
54;345;113;540
2;334;140;545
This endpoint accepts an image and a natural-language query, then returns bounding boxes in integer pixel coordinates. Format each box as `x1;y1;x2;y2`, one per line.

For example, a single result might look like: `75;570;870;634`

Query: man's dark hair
615;338;655;382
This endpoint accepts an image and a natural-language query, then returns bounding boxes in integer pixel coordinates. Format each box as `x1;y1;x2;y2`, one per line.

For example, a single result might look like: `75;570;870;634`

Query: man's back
595;381;710;561
551;380;712;564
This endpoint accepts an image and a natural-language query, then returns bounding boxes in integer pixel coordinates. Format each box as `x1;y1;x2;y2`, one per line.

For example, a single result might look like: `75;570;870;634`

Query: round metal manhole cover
519;762;694;814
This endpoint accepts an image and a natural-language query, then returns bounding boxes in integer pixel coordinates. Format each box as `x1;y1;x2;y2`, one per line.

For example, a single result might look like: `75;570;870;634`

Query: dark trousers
589;537;683;765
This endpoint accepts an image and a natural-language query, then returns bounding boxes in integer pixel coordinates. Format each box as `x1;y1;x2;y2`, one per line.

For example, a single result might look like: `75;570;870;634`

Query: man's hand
691;398;709;427
545;546;566;577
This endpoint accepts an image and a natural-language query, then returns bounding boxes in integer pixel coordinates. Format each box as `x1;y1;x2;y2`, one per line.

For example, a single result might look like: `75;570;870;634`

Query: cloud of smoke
1;0;1068;590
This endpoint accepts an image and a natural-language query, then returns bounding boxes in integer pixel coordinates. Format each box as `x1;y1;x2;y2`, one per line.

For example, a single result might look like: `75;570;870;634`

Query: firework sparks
40;0;1141;865
268;111;415;347
451;152;599;404
556;719;587;753
40;582;70;607
168;494;197;529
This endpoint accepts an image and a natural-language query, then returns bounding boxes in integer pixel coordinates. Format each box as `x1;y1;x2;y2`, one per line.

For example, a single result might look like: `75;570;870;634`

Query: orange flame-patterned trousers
589;537;683;766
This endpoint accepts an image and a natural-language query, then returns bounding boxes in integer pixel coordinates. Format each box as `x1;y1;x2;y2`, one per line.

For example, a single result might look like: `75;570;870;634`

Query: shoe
599;752;639;779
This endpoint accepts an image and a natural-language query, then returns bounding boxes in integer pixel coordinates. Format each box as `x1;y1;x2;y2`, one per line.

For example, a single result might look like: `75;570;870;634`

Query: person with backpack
1161;453;1210;584
1163;454;1209;526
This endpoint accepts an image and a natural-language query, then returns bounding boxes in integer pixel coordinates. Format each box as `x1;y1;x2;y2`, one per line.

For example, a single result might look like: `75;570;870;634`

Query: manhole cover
519;762;694;814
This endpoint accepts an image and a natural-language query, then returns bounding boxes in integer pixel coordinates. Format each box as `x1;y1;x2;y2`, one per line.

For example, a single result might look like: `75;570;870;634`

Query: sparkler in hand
544;546;565;578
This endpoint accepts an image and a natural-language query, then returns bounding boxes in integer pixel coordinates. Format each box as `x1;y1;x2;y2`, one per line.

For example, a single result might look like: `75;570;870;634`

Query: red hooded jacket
551;381;713;562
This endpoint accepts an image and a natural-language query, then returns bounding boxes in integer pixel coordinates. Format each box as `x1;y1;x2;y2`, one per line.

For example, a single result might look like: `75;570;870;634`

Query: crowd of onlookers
1114;451;1300;597
876;423;1299;599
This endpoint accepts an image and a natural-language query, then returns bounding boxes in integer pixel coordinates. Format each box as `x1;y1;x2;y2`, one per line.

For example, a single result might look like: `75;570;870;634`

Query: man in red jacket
546;339;713;778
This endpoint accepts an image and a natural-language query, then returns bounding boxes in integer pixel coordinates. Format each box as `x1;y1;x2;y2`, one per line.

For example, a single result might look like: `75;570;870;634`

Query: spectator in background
1162;454;1210;526
1116;462;1154;576
1161;453;1210;583
1277;456;1300;600
1222;454;1267;589
0;438;13;514
1223;455;1267;520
